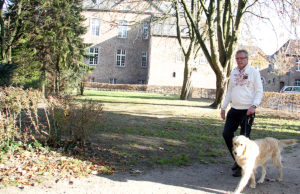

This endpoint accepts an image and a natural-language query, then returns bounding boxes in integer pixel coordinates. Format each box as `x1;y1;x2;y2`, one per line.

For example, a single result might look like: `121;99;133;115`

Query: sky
249;18;298;55
2;0;298;56
240;2;299;56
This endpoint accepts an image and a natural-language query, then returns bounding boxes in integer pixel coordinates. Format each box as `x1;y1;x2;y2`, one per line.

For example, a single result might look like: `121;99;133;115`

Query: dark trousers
222;108;255;160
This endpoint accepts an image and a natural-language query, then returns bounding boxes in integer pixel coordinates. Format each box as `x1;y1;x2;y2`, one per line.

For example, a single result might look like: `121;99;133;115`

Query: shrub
0;86;46;147
47;97;103;146
0;86;103;151
261;92;300;111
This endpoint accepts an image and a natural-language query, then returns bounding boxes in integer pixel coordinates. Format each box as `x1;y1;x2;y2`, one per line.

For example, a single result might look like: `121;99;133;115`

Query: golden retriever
232;135;296;194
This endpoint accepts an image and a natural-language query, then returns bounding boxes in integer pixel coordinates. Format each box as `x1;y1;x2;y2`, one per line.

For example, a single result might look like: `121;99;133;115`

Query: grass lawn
75;90;300;171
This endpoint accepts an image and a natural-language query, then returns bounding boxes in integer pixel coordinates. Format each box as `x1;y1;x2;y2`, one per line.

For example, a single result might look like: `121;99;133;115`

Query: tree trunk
55;57;60;96
210;73;228;108
41;63;47;98
79;81;84;95
0;1;5;63
8;46;11;63
180;60;193;100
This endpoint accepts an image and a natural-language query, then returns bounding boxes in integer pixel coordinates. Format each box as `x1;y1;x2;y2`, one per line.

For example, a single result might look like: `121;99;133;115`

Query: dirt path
2;144;299;194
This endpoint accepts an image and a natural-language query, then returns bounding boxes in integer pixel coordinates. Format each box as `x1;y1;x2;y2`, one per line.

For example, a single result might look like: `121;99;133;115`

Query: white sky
240;2;299;55
248;18;298;55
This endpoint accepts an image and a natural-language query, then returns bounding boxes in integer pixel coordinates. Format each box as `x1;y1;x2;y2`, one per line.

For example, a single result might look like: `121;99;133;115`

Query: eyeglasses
235;57;247;60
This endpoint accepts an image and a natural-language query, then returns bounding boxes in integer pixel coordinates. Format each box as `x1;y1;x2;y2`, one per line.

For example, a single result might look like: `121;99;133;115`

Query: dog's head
232;135;250;158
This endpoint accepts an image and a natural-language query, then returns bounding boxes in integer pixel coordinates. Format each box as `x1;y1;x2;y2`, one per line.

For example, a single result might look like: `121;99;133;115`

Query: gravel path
2;144;299;194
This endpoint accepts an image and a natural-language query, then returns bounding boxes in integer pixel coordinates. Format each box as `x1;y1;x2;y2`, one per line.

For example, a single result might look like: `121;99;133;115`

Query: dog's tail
278;139;297;150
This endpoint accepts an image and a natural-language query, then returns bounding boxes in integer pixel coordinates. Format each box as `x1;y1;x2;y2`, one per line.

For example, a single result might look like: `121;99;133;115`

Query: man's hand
221;109;226;120
247;106;256;115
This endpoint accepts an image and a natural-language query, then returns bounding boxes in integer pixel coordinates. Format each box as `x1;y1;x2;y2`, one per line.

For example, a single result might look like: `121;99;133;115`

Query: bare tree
174;1;204;100
174;0;253;108
173;0;299;108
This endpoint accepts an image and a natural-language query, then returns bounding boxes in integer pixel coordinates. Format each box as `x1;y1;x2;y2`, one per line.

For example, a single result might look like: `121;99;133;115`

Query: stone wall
84;82;216;99
83;82;300;112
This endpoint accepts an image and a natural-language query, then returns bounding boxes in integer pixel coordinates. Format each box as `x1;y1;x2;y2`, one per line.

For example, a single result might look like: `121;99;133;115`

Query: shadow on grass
76;98;216;110
46;96;300;193
80;109;299;194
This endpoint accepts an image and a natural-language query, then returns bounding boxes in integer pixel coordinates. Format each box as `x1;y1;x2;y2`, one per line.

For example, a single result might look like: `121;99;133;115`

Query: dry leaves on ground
0;144;114;189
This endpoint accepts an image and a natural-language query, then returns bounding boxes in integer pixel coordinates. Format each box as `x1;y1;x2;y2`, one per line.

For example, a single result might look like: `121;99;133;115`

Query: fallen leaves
0;144;114;188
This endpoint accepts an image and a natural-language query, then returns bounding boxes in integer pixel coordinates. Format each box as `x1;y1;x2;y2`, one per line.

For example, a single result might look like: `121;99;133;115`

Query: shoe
231;162;239;171
232;167;242;177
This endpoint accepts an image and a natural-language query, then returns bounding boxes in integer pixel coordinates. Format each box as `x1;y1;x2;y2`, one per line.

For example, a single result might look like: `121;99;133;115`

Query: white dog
232;135;296;194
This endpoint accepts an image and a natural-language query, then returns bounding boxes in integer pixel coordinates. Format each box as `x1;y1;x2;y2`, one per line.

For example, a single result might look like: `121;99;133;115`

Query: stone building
82;1;299;93
260;39;300;92
81;0;216;89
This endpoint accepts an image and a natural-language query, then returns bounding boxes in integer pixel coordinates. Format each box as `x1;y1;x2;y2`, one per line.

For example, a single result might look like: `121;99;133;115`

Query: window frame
109;78;117;84
88;47;100;66
296;60;300;72
137;80;146;84
117;20;128;38
141;51;148;67
90;18;101;36
176;48;184;63
93;0;103;4
142;24;149;40
116;49;126;67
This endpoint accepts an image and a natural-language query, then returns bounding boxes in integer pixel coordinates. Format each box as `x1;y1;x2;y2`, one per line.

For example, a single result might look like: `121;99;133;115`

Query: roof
274;39;300;57
82;0;188;38
238;45;265;57
82;0;172;15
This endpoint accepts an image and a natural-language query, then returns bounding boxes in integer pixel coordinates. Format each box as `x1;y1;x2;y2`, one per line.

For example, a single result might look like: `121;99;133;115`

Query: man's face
235;52;248;70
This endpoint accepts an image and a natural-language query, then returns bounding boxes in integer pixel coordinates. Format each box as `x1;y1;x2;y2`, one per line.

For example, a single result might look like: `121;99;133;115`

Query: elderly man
221;49;264;177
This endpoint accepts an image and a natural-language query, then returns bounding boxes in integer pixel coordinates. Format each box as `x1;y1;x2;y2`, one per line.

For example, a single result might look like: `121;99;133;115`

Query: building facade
81;0;216;89
82;1;299;92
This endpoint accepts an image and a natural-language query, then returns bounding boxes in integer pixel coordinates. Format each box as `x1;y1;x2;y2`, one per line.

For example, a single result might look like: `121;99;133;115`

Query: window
125;5;131;10
141;52;147;67
93;0;103;4
116;49;126;67
89;47;99;65
138;80;146;84
296;60;300;71
296;79;300;86
268;64;273;72
176;48;184;63
146;7;152;13
178;3;185;17
109;78;117;84
199;56;207;65
284;87;293;91
142;24;149;39
90;18;100;36
118;20;128;38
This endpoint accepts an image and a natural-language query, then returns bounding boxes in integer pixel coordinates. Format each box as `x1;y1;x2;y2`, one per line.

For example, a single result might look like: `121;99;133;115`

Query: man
221;49;263;177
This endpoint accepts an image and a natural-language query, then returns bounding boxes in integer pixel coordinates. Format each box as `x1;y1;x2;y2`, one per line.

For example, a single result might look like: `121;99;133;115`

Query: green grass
75;90;300;171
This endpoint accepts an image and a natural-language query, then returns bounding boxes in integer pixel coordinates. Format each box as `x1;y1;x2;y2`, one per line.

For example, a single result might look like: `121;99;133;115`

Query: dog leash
242;114;254;137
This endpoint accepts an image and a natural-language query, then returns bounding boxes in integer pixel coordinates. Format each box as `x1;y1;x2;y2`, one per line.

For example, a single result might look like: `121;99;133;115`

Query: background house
260;39;300;92
81;0;216;89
